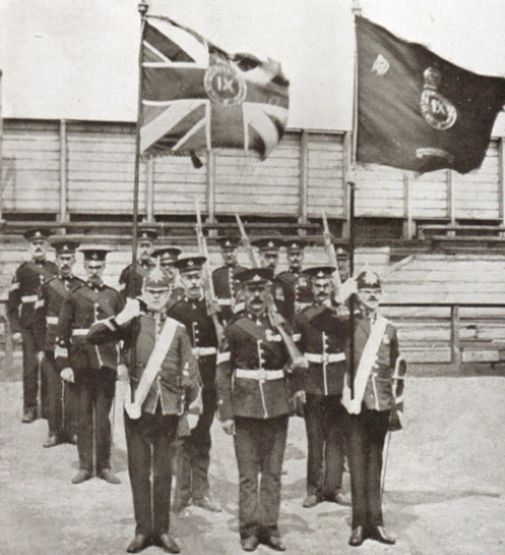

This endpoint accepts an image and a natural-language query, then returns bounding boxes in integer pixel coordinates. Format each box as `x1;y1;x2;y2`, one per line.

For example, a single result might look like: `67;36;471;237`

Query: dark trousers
344;409;390;529
43;351;76;439
304;393;346;497
22;329;49;416
76;377;115;473
234;415;289;540
174;388;216;503
125;409;178;536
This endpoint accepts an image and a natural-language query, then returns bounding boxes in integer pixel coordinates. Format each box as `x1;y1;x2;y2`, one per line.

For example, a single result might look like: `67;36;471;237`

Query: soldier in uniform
274;238;312;325
216;268;305;552
212;235;248;325
56;248;123;485
251;237;283;272
341;270;401;547
87;265;202;554
170;256;221;513
336;247;351;282
152;246;184;310
294;266;354;508
7;228;57;423
118;228;158;300
33;239;84;447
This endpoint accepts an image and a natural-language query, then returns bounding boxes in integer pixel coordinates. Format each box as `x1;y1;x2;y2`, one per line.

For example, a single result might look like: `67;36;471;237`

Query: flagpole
348;0;362;400
129;0;149;402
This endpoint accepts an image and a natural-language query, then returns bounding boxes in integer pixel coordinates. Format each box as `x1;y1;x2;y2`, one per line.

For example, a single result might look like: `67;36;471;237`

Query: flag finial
138;0;149;16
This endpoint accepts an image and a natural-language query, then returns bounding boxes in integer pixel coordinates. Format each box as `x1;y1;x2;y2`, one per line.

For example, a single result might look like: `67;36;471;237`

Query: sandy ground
1;376;504;555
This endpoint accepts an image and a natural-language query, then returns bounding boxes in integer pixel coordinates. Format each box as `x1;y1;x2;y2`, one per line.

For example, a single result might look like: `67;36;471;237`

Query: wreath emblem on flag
420;67;457;131
204;61;247;107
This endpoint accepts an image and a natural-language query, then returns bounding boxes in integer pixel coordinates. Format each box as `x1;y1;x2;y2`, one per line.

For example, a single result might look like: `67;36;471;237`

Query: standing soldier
33;239;84;447
251;237;283;272
216;268;305;552
118;228;158;300
87;265;202;555
55;247;123;485
336;247;351;282
170;256;221;513
294;266;353;508
152;246;184;310
212;235;248;325
342;270;402;547
274;238;312;324
7;228;57;423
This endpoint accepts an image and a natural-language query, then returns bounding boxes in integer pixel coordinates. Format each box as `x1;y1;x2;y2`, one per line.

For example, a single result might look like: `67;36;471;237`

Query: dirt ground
1;376;504;555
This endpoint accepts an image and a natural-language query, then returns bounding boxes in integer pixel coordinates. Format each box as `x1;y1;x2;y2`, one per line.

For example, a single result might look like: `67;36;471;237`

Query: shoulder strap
48;278;67;299
234;316;266;343
25;262;56;281
124;317;181;419
342;315;388;415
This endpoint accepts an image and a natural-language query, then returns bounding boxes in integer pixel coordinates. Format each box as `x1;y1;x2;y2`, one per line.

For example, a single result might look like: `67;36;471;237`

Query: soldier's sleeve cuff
108;318;122;331
54;345;68;358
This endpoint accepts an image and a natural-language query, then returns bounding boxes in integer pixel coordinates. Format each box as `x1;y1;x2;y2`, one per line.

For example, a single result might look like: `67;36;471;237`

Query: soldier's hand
294;390;306;405
117;363;129;381
187;413;200;430
11;332;22;344
292;356;309;371
36;351;45;364
115;298;141;326
221;419;235;435
335;277;358;304
60;367;75;383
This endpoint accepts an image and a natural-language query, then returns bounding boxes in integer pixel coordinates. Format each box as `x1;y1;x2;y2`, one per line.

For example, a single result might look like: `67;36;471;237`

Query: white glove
292;356;309;371
221;419;236;435
293;390;307;405
36;351;45;364
335;277;358;304
117;363;129;381
187;413;200;430
60;367;75;383
12;332;22;344
115;298;141;326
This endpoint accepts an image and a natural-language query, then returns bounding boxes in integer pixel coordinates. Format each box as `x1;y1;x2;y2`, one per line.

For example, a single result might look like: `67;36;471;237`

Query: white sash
124;316;180;419
342;315;388;415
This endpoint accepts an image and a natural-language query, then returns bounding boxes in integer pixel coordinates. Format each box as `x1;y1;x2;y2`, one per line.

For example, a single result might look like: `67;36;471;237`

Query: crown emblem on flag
420;67;457;131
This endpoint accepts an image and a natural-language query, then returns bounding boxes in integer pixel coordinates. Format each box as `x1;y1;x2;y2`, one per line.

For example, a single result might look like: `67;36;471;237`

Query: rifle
195;202;224;346
322;211;341;287
235;214;306;368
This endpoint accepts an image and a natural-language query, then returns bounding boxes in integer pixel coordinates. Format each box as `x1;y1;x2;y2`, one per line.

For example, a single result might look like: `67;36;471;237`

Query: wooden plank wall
1;121;60;212
67;122;145;215
1;119;504;228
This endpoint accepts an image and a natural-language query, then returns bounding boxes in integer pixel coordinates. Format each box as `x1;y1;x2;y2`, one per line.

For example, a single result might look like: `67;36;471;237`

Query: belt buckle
258;368;267;383
321;354;329;364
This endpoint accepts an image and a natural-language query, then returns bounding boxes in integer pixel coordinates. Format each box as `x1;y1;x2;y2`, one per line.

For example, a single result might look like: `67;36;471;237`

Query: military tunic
169;295;219;505
87;304;201;536
55;281;123;473
216;311;301;541
342;312;400;530
7;259;57;416
274;270;312;325
118;260;154;300
295;304;350;499
33;274;84;439
212;264;248;325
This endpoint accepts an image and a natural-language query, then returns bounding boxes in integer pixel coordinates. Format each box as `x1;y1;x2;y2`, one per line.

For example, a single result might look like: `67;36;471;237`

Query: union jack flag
140;15;290;160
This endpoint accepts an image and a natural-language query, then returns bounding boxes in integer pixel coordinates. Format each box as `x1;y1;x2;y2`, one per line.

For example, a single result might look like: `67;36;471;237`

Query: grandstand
1;117;505;372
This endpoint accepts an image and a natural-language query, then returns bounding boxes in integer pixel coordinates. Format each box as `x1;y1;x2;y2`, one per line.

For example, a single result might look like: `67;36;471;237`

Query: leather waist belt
21;295;38;303
217;298;232;306
72;329;89;336
46;316;59;325
192;347;217;357
305;352;346;364
235;369;284;381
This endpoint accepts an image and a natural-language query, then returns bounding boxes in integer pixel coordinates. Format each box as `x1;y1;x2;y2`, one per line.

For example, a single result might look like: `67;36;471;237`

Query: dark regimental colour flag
355;16;505;174
140;15;289;160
